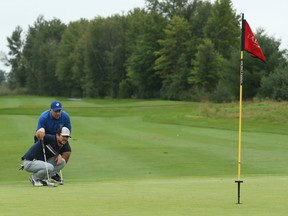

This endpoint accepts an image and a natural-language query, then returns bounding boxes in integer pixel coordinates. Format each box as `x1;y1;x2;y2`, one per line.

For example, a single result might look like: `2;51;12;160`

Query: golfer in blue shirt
36;100;72;139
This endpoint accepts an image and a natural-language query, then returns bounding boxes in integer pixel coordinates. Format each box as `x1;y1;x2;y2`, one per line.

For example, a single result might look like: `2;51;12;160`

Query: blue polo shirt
22;134;71;161
36;110;72;135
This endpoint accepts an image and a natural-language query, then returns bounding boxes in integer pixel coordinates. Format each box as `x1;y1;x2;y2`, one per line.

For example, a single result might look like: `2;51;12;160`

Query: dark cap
50;100;62;112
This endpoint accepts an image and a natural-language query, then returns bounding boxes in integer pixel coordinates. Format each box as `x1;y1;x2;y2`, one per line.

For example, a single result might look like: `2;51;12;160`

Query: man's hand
55;154;63;165
36;128;45;141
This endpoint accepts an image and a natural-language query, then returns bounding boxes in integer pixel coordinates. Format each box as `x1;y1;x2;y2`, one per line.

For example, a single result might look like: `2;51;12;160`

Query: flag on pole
243;20;266;62
235;14;266;204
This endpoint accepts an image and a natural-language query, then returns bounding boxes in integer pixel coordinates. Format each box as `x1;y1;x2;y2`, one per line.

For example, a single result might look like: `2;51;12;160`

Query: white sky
1;0;287;71
232;0;288;49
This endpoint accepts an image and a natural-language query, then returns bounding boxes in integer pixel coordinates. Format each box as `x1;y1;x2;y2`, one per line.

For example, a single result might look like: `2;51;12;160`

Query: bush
0;84;28;95
119;79;134;98
259;67;288;100
210;81;236;103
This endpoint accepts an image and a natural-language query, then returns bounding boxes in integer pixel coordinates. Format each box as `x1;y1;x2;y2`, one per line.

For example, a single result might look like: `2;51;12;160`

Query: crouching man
21;127;72;187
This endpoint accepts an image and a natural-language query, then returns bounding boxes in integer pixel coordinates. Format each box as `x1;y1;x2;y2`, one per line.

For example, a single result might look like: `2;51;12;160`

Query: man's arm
36;128;45;141
61;151;71;163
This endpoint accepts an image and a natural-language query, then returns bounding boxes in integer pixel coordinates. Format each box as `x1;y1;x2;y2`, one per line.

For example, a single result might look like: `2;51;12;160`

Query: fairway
1;96;288;215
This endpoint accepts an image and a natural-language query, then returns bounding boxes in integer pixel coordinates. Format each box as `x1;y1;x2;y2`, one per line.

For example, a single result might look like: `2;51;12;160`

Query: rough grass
1;96;288;215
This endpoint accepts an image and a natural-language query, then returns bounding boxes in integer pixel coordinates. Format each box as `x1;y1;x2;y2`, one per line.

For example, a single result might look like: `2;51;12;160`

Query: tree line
2;0;288;101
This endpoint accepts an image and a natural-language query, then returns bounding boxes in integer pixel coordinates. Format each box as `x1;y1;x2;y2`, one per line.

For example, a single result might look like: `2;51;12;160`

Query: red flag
244;20;266;62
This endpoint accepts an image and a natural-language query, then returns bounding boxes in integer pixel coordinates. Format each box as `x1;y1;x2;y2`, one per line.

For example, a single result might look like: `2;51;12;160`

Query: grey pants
23;156;66;181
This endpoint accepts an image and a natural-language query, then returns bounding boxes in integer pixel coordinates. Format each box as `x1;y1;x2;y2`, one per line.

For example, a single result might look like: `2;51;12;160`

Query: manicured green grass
1;96;288;215
1;177;288;216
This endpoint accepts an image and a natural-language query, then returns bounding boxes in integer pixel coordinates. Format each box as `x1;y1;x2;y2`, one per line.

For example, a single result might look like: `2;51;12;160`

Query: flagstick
235;52;244;204
235;13;245;204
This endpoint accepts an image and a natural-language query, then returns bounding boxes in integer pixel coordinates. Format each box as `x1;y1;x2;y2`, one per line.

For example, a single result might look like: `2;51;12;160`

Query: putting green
1;176;288;216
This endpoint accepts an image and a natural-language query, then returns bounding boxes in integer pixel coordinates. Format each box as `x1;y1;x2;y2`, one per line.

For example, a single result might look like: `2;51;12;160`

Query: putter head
41;179;57;187
19;164;24;170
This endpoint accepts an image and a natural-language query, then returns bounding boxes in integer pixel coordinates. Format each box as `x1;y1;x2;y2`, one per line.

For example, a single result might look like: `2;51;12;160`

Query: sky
1;0;287;71
232;0;288;49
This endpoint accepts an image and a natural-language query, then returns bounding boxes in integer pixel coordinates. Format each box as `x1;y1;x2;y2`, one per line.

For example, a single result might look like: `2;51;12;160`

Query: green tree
6;26;25;88
146;0;191;19
204;0;240;59
259;65;288;100
188;0;212;59
56;19;90;97
23;16;66;95
124;9;166;98
0;51;8;66
188;38;225;93
213;47;240;102
154;16;191;99
158;0;189;19
103;16;127;98
145;0;161;14
84;16;126;98
0;69;6;84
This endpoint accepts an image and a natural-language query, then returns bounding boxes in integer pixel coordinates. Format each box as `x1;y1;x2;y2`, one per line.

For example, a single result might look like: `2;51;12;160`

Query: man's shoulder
39;110;50;118
62;142;72;152
61;111;70;118
44;134;56;142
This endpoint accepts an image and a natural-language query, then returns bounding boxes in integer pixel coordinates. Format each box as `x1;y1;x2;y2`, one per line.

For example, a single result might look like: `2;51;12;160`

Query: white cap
59;127;71;137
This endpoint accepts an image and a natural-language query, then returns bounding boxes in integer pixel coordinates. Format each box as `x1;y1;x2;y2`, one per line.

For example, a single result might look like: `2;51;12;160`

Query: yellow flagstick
238;51;243;180
235;13;245;204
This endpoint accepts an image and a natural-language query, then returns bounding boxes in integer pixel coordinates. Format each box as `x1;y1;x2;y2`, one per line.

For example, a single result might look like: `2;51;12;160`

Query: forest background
1;0;287;102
